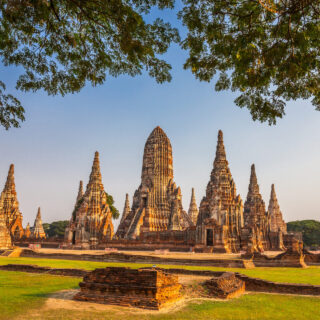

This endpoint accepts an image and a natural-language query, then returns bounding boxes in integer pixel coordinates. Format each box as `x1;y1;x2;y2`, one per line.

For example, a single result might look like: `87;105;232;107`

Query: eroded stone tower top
268;184;287;233
141;126;173;189
0;164;24;239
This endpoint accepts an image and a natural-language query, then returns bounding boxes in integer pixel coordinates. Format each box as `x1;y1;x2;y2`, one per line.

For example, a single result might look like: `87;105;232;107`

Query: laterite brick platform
74;267;182;309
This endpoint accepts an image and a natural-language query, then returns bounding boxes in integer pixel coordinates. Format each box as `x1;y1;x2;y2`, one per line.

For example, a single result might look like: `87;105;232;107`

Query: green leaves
105;192;120;219
0;0;179;129
287;220;320;248
179;0;320;124
1;0;320;127
0;81;25;129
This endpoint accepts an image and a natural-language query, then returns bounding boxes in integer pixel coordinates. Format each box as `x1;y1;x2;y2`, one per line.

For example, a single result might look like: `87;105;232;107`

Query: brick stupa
188;188;199;225
268;184;287;233
65;152;114;247
196;131;243;252
32;207;46;239
116;127;192;239
241;165;269;252
0;164;24;239
74;267;182;310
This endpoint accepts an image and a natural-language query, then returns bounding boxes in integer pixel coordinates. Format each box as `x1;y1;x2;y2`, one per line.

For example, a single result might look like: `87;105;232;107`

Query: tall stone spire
120;193;130;224
76;180;84;202
32;207;46;239
198;130;243;226
244;164;265;223
88;151;103;186
248;164;260;197
4;164;15;192
242;164;269;251
196;130;243;252
64;152;114;246
268;184;287;233
116;127;191;239
0;164;24;239
188;188;199;225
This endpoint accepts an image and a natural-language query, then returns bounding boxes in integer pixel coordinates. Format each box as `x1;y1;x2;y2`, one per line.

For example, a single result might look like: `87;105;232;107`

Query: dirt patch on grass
17;274;216;319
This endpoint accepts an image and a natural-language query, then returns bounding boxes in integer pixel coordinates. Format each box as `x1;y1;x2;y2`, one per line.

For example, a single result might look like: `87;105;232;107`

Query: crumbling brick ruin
0;164;24;239
64;152;114;248
74;267;182;309
116;127;192;239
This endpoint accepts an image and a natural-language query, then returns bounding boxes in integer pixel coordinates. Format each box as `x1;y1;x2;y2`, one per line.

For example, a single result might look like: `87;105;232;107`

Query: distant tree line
42;220;69;239
287;220;320;249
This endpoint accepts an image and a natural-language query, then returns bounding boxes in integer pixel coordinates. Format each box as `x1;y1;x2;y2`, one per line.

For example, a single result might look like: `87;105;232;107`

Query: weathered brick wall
74;267;182;309
20;249;247;268
304;251;320;265
204;272;245;299
0;264;87;277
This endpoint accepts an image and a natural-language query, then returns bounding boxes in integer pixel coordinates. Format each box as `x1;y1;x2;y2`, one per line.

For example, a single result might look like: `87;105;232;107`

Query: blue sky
1;9;319;228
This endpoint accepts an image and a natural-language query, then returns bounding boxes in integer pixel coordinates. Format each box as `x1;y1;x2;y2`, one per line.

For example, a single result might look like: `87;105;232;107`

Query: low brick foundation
1;264;320;297
236;274;320;295
20;249;248;268
74;267;182;309
304;251;320;266
0;264;87;277
204;272;245;299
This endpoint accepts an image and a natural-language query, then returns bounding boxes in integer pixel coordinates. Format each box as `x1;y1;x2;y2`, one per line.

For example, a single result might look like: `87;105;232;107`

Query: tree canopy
0;0;179;129
105;192;120;219
287;220;320;248
1;0;320;127
43;220;69;238
180;0;320;124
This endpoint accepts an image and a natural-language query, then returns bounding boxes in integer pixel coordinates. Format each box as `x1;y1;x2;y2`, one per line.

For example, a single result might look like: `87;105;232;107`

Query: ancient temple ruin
31;207;46;239
196;131;244;252
65;152;114;247
0;164;24;239
268;184;287;233
119;193;130;225
188;188;199;225
116;126;192;239
0;213;12;249
240;165;270;252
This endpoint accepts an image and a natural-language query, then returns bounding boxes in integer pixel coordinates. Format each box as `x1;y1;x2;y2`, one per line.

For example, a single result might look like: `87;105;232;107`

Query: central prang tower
116;126;192;239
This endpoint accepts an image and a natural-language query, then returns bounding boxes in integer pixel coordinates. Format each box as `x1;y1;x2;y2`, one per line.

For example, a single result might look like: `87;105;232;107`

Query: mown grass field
1;256;320;285
0;271;79;320
0;270;319;320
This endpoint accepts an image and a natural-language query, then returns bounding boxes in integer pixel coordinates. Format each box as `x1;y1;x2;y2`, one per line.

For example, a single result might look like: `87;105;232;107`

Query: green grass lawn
0;269;318;320
1;256;320;285
0;271;80;320
15;295;320;320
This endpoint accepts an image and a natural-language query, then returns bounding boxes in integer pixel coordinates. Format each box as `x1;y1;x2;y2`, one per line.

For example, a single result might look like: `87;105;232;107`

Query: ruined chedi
65;152;114;247
241;164;269;252
0;164;24;239
116;126;192;239
196;130;243;252
24;223;31;238
268;184;287;233
188;188;199;225
119;193;130;225
32;207;46;239
0;213;11;249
